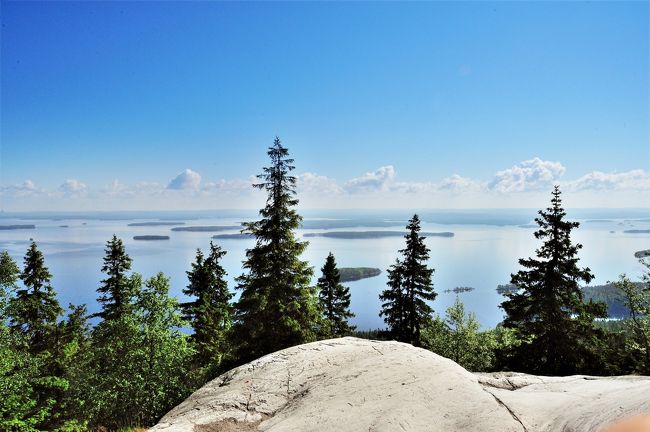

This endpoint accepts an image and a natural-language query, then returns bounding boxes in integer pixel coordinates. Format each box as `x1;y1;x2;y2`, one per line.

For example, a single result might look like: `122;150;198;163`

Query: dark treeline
1;138;649;431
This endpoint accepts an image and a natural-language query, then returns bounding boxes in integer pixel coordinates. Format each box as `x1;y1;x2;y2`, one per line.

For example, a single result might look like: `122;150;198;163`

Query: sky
1;1;649;211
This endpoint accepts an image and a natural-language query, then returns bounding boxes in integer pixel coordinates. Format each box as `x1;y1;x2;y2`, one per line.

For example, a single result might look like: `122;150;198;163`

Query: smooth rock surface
151;337;650;432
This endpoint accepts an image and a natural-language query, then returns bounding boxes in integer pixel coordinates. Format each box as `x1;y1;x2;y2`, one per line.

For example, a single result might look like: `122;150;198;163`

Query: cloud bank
2;159;650;210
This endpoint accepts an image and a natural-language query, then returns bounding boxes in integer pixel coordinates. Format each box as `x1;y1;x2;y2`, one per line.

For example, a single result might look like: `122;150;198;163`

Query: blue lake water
1;209;649;330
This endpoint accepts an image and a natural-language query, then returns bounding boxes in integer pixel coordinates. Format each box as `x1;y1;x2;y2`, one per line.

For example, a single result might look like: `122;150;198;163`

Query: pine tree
182;242;233;371
10;241;63;352
95;235;134;320
233;137;319;363
380;215;436;346
500;186;607;375
317;252;355;337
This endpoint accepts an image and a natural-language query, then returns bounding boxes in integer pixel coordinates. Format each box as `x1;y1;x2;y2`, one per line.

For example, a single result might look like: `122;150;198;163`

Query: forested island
0;224;35;230
624;229;650;234
128;221;185;227
339;267;381;282
133;235;170;241
303;231;454;239
635;250;650;258
443;286;475;294
171;226;239;232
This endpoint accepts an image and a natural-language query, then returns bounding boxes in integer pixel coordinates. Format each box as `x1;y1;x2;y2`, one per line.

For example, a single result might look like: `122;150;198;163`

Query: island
339;267;381;282
443;286;475;294
172;226;239;232
59;225;69;228
0;224;36;230
303;231;454;239
128;221;185;227
624;229;650;234
212;233;254;239
133;235;170;241
634;250;650;258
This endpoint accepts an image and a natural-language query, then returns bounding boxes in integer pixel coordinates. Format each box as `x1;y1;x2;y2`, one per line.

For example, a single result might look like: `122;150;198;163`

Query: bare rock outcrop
151;337;650;432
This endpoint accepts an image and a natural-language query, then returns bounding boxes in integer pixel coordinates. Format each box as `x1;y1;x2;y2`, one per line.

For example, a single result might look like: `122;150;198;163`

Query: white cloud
297;172;342;195
566;169;650;191
488;158;565;193
167;169;201;190
438;174;484;193
58;179;87;197
344;165;396;193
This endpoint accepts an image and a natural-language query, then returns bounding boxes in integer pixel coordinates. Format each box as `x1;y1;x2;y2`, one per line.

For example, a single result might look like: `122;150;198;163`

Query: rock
151;337;650;432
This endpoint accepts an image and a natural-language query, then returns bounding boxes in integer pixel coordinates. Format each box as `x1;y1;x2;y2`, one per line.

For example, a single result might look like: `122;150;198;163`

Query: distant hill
339;267;381;282
497;282;646;318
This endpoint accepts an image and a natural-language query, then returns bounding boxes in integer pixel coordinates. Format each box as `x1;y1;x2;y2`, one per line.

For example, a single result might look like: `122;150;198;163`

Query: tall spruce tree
317;253;355;337
232;137;319;362
182;242;233;371
10;242;63;352
95;235;134;320
500;186;607;375
380;215;436;346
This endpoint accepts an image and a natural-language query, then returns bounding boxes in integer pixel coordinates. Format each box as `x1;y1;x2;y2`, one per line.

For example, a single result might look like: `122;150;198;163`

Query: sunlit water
1;210;649;330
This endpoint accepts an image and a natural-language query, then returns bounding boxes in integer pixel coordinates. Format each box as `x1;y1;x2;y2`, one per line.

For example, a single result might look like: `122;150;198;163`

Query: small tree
182;242;233;374
379;215;436;346
0;251;20;317
615;272;650;374
422;298;496;371
317;253;355;338
501;186;607;375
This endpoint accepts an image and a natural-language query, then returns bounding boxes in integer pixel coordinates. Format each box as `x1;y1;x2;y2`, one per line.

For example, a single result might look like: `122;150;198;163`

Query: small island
339;267;381;282
443;286;475;294
624;229;650;234
172;226;239;232
0;224;36;230
634;250;650;258
133;235;170;241
212;233;254;239
128;221;185;227
303;231;454;239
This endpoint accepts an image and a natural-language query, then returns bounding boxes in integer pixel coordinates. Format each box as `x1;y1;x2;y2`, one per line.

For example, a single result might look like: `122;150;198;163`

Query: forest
1;138;649;431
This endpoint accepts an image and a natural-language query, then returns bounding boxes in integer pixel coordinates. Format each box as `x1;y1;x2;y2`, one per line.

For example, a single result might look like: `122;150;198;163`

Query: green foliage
500;186;608;375
317;253;355;338
0;251;20;317
88;273;192;430
182;242;233;375
379;214;436;346
615;271;650;374
421;298;497;371
233;137;320;362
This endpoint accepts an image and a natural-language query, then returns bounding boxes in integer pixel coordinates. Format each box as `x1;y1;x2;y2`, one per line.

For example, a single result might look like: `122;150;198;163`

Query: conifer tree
500;186;607;375
10;241;63;352
95;235;134;320
380;215;436;346
233;137;319;362
317;252;355;337
0;250;20;317
182;242;233;371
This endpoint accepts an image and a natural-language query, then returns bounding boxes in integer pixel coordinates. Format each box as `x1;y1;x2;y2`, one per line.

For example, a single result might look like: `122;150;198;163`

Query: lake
1;209;649;330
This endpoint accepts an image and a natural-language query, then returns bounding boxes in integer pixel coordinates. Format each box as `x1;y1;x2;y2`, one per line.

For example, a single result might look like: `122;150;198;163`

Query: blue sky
1;1;648;210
